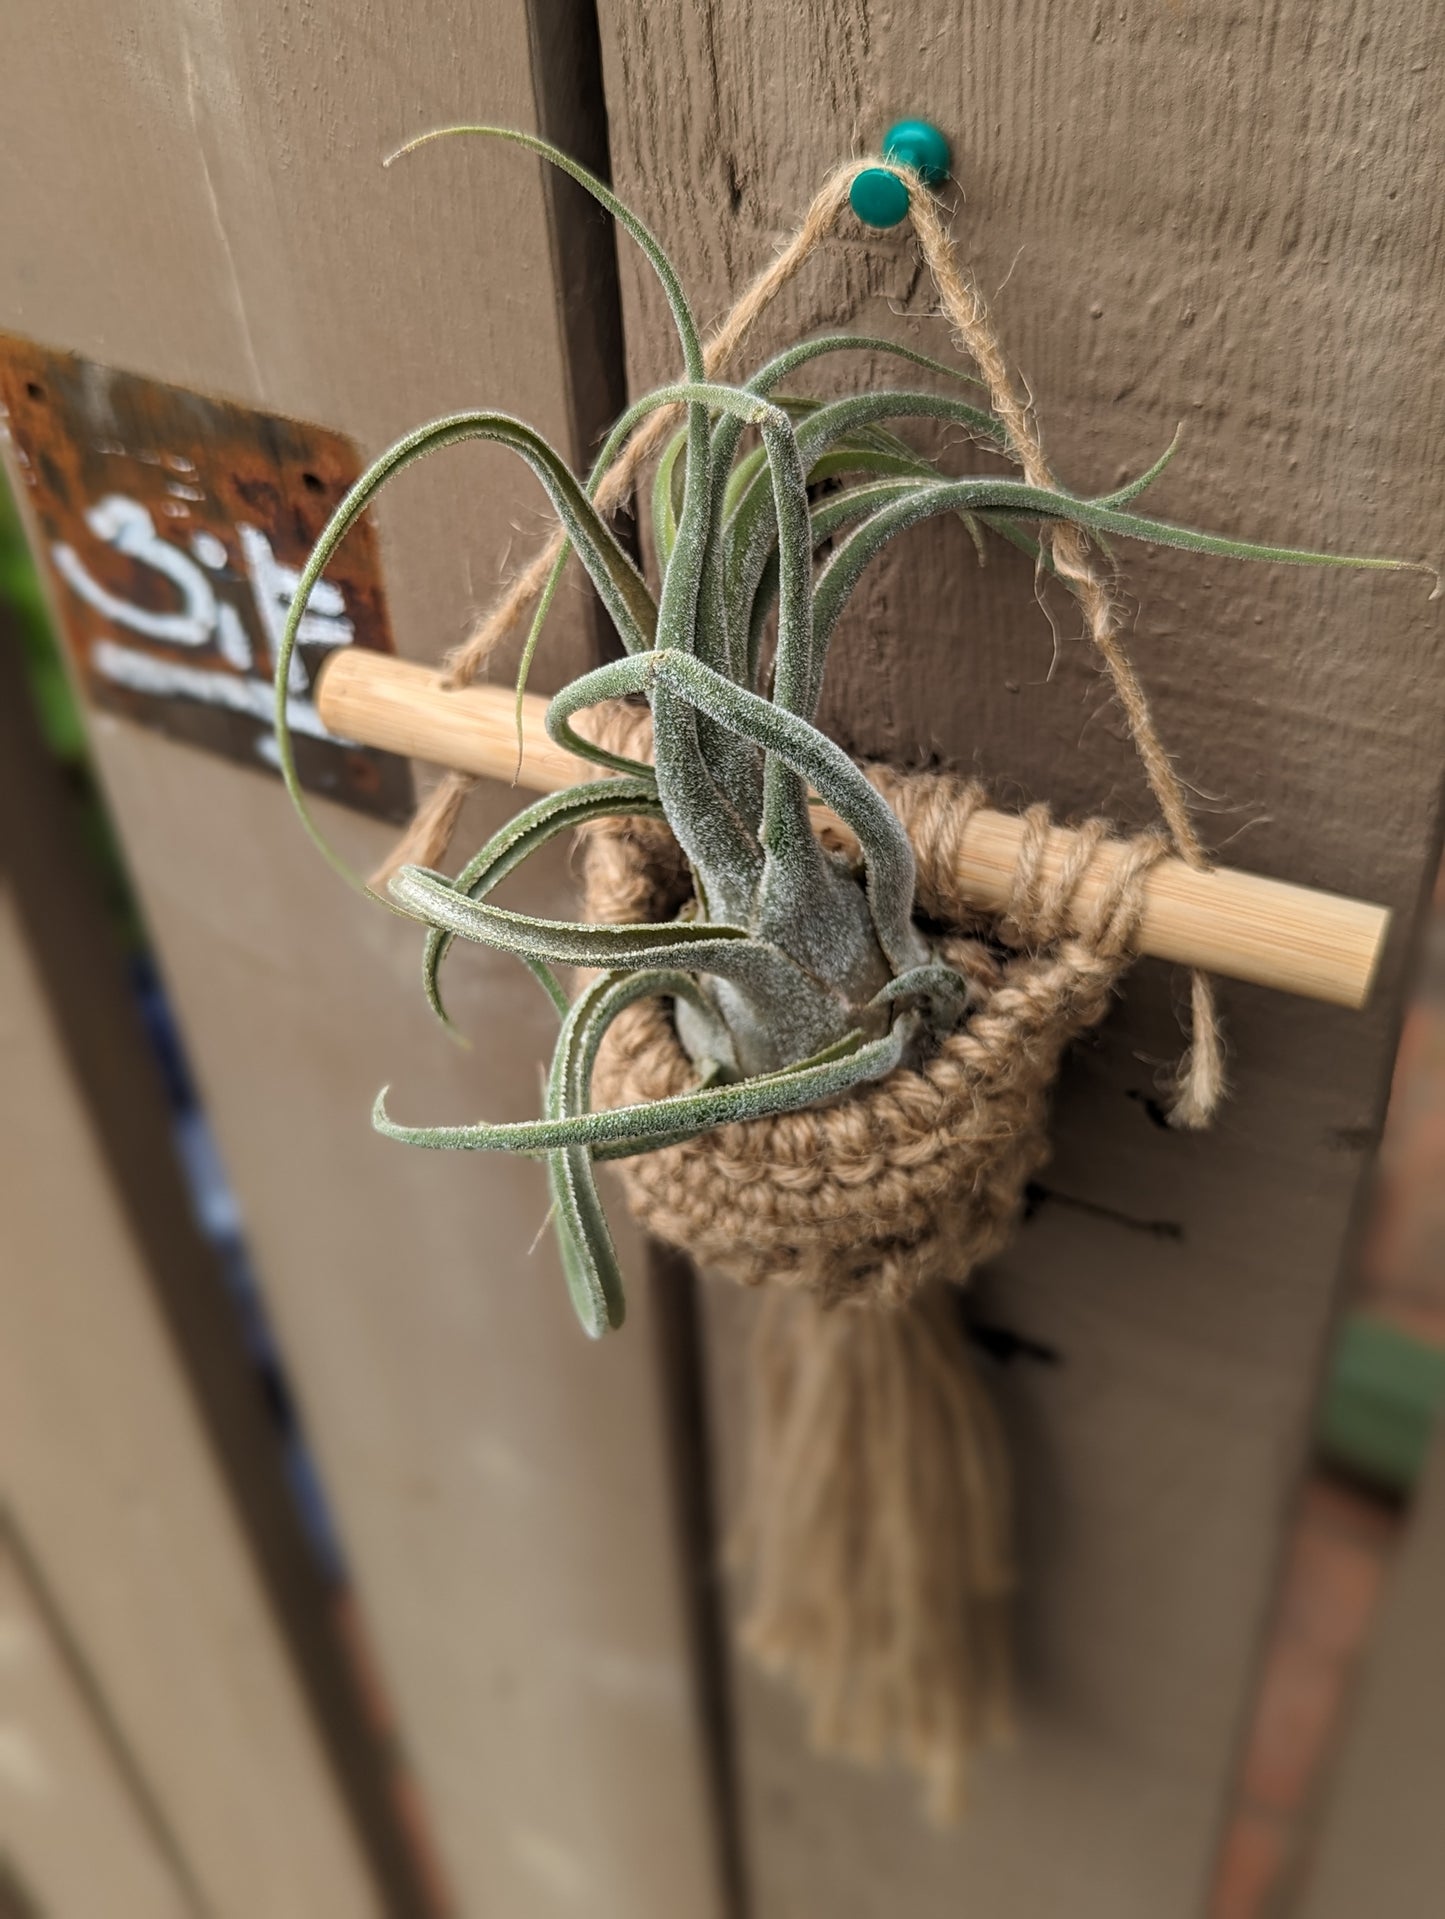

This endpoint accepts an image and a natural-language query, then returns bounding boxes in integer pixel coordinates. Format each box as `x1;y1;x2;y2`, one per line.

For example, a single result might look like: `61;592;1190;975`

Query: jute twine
374;149;1224;1128
577;703;1167;1821
385;154;1229;1818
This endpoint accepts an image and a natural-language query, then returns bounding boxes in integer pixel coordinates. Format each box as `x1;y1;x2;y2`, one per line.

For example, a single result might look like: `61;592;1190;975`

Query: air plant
275;128;1426;1339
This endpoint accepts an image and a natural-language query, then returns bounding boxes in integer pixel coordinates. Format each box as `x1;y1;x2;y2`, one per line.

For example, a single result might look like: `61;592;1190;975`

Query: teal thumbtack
882;119;952;185
849;168;910;229
849;118;951;229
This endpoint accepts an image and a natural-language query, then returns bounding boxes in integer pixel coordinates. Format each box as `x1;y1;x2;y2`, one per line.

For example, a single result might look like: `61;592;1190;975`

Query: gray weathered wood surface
0;4;719;1913
597;4;1445;1911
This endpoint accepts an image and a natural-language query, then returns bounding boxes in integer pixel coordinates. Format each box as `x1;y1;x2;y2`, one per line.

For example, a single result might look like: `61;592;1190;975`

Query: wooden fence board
0;5;720;1913
597;4;1445;1911
0;1536;193;1919
0;883;378;1917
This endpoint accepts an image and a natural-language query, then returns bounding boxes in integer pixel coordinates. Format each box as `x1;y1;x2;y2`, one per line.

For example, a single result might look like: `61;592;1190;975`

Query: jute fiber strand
382;151;1228;1818
377;149;1224;1128
578;704;1169;1820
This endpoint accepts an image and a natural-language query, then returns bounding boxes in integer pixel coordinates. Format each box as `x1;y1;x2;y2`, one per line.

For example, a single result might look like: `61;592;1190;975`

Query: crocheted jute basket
367;151;1226;1826
578;704;1168;1822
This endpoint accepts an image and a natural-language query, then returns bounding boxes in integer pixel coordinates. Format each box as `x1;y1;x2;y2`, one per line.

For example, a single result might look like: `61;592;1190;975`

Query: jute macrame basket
579;704;1167;1820
366;143;1234;1824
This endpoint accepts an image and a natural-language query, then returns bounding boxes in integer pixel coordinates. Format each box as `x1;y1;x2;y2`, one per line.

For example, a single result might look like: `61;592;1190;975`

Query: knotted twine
577;702;1168;1821
379;153;1228;1817
376;150;1224;1124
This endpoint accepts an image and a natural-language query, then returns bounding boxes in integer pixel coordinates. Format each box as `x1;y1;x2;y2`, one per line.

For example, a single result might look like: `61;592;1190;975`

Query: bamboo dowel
317;649;1390;1010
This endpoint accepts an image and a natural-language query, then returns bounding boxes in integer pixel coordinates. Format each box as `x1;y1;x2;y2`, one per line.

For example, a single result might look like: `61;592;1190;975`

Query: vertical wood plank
597;4;1445;1911
0;890;378;1918
0;1533;194;1919
0;605;426;1914
0;6;720;1914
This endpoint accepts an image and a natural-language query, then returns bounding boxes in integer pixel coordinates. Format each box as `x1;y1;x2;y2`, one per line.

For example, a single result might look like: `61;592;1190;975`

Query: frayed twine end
1167;968;1227;1130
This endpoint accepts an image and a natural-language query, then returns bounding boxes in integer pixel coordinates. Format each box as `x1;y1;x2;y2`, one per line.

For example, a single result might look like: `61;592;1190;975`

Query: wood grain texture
0;887;379;1918
0;5;719;1914
1297;1421;1445;1919
597;3;1445;1911
0;602;428;1915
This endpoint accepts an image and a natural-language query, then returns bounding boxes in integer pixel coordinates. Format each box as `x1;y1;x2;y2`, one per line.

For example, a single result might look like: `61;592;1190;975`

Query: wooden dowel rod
317;649;1390;1010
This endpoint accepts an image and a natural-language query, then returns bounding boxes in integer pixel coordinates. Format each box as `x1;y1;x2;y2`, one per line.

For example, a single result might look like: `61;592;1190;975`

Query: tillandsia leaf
547;651;928;978
390;863;836;1017
318;416;653;660
388;131;752;866
546;966;711;1334
569;968;735;1116
272;409;658;891
811;475;1439;670
512;543;570;771
678;328;996;830
641;342;999;738
382;124;708;797
744;475;1028;687
389;126;706;384
873;962;975;1033
652;427;688;568
713;412;898;526
510;374;739;777
750;469;1063;713
545;1131;623;1339
689;334;990;549
649;382;763;916
712;426;945;905
1093;427;1184;508
520;955;572;1021
725;404;890;991
420;778;664;1032
373;1011;916;1156
646;363;1001;722
1068;501;1439;580
703;333;995;644
521;362;936;757
587;1020;884;1163
724;389;1011;669
513;375;811;768
547;965;743;1335
794;388;1007;458
388;125;791;814
742;469;944;687
747;332;991;401
541;967;717;1327
794;431;1056;577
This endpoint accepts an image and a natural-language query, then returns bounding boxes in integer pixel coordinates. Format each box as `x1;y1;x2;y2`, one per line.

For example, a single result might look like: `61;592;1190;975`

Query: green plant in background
1;471;86;762
275;128;1427;1338
1;471;143;944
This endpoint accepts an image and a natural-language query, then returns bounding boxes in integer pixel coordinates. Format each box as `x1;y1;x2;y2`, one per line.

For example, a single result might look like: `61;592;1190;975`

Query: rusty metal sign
0;333;413;822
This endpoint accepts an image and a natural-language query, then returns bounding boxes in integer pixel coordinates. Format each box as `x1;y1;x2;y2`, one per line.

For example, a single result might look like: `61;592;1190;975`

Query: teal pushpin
849;118;951;228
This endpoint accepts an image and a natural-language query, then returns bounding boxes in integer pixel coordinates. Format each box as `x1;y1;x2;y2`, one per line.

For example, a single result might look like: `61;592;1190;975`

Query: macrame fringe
734;1286;1014;1826
581;705;1172;1817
